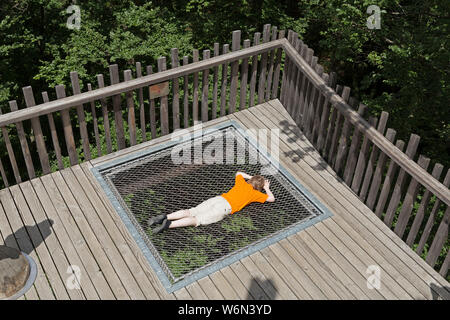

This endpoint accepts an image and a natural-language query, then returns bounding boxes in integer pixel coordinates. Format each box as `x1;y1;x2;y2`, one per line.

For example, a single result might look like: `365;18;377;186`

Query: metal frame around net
91;120;333;293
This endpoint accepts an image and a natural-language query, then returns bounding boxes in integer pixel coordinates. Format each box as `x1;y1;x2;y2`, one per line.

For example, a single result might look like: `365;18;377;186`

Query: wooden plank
157;57;170;136
96;74;113;153
343;103;367;185
9;185;70;299
439;250;449;277
240;255;282;299
264;244;322;299
350;116;378;194
192;50;200;124
426;206;449;267
359;111;389;200
170;48;180;130
301;55;319;132
123;70;137;146
136;62;147;142
41;92;65;170
185;281;208;300
219;44;229;116
394;155;430;238
239;39;251;110
305;62;323;140
8;101;35;179
39;173;114;299
109;64;126;150
22;86;51;174
326;85;345;163
181;57;190;127
29;178;99;299
79;162;175;300
249;251;298;299
62;167;157;299
265;26;278;101
271;30;285;99
70;72;91;160
287;38;303;119
333;94;355;174
197;276;224;300
86;85;102;157
209;270;239;299
321;218;419;299
261;100;450;294
0;188;55;299
248;33;260;107
257;24;271;104
219;265;255;299
277;239;348;299
0;113;21;183
286;36;302;117
48;172;119;299
383;134;421;226
0;194;38;299
229;30;241;114
416;169;450;255
201;49;210;122
19;181;85;299
146;66;157;139
406;163;444;246
0;158;8;188
311;72;329;146
55;85;78;166
279;30;293;106
212;43;220;119
374;139;406;217
296;47;313;124
366;128;397;210
316;72;337;153
173;287;192;300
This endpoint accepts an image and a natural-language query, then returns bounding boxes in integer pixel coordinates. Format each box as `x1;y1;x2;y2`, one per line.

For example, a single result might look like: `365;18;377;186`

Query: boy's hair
248;175;265;191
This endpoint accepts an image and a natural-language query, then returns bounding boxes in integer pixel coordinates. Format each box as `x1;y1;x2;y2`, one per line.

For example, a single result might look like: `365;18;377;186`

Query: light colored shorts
189;196;232;226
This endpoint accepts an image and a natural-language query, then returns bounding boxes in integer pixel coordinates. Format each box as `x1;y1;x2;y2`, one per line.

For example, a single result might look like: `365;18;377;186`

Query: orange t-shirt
221;174;269;214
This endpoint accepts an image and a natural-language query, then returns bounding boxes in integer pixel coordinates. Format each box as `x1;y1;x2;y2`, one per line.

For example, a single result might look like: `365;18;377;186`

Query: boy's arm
263;180;275;202
236;171;253;180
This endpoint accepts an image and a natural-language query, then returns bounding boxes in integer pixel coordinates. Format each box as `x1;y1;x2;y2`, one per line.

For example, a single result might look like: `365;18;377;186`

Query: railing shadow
429;282;450;300
3;219;54;255
278;119;329;171
245;277;278;300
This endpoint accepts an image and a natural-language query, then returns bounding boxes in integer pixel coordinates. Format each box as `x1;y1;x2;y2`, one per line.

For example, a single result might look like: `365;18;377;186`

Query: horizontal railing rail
0;39;284;128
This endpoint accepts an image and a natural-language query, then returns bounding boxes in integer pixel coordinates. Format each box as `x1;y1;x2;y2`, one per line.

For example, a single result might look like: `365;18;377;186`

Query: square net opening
97;124;329;289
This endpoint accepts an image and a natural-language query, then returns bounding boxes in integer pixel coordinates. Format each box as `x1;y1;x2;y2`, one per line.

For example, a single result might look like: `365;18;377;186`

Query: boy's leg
168;216;198;228
167;209;191;220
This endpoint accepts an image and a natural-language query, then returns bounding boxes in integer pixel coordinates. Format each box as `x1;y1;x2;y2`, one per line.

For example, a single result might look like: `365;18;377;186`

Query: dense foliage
1;0;448;166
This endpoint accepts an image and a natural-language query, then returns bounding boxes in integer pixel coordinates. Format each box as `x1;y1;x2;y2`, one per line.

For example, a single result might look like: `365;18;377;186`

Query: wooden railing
0;25;448;278
281;30;449;278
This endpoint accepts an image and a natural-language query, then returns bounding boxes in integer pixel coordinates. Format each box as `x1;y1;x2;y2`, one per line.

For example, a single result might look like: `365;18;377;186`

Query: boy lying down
148;171;275;234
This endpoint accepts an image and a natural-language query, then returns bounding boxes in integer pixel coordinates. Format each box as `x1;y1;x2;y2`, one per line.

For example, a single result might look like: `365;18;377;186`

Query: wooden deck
0;99;448;300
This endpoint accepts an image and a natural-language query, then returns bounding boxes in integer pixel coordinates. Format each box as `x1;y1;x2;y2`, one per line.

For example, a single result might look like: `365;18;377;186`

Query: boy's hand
264;180;270;189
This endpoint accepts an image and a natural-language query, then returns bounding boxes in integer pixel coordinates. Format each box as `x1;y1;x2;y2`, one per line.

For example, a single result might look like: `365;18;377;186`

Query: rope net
100;126;324;284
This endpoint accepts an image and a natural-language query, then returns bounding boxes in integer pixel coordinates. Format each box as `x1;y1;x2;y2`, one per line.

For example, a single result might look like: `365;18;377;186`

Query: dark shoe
147;214;166;227
152;219;171;234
